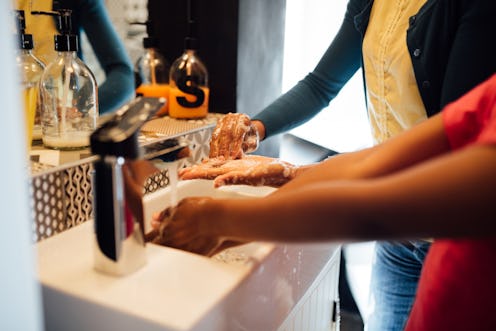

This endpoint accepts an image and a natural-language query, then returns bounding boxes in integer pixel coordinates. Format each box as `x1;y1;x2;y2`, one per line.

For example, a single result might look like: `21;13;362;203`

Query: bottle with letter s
134;20;170;116
169;21;209;119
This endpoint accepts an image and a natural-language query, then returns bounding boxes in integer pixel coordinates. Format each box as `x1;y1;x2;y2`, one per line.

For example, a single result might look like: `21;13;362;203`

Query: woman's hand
209;113;260;159
147;197;224;256
179;155;297;187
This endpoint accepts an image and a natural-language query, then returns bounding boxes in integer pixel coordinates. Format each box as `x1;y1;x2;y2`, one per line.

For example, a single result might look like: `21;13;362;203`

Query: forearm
215;182;377;242
81;0;134;113
212;145;496;243
253;17;361;139
280;114;449;193
98;66;135;113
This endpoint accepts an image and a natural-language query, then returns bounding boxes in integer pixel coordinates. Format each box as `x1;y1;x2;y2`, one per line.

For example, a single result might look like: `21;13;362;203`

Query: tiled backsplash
31;124;215;242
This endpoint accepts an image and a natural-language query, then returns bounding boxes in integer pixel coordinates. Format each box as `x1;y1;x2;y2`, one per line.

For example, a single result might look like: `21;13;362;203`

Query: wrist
294;164;312;178
252;120;266;141
199;198;227;238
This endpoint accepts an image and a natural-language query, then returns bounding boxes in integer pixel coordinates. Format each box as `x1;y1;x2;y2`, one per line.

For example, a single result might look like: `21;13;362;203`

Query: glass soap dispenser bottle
14;10;45;146
169;20;209;119
133;20;170;116
33;9;98;150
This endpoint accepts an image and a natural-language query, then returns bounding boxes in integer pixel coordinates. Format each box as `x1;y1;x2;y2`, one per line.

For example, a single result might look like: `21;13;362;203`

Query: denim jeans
365;240;431;331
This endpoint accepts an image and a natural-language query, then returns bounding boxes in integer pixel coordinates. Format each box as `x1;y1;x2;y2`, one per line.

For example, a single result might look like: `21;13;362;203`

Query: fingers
209;114;232;158
224;114;239;158
230;114;251;159
179;166;226;180
146;197;222;256
214;170;252;187
242;123;259;154
180;155;296;186
144;229;159;242
209;124;221;157
209;113;254;159
178;157;232;180
211;157;296;187
145;209;171;242
151;209;168;230
150;221;220;256
215;114;237;158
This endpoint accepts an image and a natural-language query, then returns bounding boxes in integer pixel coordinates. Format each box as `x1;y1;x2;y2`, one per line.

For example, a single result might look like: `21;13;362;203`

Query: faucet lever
142;138;190;161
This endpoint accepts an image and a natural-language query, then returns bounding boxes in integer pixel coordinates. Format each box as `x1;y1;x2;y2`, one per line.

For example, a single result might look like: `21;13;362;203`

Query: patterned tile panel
31;171;66;242
64;163;94;228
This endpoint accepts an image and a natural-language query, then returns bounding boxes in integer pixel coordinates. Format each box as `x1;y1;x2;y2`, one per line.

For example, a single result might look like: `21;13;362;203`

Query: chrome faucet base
94;223;147;276
91;98;165;277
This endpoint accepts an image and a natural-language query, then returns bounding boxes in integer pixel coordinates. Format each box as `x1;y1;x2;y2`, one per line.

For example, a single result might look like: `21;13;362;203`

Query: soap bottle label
169;76;209;119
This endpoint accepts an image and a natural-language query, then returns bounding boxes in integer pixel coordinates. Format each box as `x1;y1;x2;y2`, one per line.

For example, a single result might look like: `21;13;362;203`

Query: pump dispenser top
169;18;209;119
32;9;98;150
15;10;35;50
14;10;45;145
51;9;78;52
132;20;170;116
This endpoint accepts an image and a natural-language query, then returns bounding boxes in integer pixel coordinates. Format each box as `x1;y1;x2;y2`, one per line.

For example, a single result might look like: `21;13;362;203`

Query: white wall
282;0;374;320
0;2;43;330
282;0;372;153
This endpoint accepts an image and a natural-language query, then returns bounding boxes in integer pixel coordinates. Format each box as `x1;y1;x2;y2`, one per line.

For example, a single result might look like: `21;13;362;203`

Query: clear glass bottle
134;21;170;116
169;22;209;119
15;10;45;147
36;10;98;150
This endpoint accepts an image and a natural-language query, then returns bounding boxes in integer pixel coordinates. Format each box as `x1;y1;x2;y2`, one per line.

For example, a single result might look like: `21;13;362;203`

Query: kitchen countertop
37;220;340;331
37;221;255;331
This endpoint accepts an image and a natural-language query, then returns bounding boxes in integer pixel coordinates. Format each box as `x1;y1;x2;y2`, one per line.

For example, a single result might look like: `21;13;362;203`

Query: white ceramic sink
36;179;341;331
143;179;276;265
143;179;276;233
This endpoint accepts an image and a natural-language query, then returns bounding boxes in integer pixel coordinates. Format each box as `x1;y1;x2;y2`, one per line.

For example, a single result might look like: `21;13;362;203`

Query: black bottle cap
19;33;34;50
54;34;78;52
53;9;77;51
30;9;78;52
15;10;34;50
129;21;159;49
143;36;159;49
184;20;198;50
184;37;198;50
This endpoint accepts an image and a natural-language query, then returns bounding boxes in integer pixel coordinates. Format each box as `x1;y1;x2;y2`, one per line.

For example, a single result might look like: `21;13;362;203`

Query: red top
442;74;496;148
405;74;496;331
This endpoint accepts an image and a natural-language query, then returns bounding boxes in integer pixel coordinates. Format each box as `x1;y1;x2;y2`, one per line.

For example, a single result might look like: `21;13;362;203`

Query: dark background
147;0;286;156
